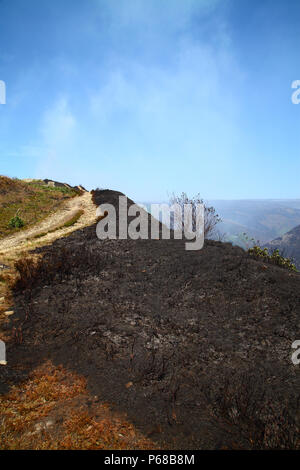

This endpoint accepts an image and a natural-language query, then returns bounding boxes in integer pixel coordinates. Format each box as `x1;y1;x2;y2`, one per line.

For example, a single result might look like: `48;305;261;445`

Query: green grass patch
8;215;25;229
26;181;79;196
0;176;80;239
33;232;48;239
61;210;84;228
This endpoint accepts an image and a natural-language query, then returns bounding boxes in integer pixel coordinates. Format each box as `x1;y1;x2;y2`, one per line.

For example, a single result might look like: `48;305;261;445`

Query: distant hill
143;199;300;247
208;199;300;245
264;224;300;270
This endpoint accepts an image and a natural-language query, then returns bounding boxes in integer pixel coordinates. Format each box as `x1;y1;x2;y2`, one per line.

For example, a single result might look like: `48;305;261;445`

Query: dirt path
0;191;97;260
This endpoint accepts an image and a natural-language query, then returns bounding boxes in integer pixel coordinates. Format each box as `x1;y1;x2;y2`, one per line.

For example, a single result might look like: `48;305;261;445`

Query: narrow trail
0;191;97;260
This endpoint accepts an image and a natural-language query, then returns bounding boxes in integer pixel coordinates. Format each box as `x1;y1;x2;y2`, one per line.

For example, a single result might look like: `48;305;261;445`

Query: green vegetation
8;214;25;229
0;176;79;239
62;209;84;228
33;232;48;239
26;181;77;195
32;210;84;240
237;232;298;272
248;245;298;272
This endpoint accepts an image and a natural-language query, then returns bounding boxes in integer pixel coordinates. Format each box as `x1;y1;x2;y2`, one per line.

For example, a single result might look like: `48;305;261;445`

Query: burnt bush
205;370;299;449
12;245;103;292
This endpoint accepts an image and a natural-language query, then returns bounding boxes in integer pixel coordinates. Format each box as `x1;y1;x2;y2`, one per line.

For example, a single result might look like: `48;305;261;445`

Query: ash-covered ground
1;190;299;449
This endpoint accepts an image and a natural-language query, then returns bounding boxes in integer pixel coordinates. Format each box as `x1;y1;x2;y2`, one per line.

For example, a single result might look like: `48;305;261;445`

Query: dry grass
32;209;84;239
0;176;78;239
0;361;157;450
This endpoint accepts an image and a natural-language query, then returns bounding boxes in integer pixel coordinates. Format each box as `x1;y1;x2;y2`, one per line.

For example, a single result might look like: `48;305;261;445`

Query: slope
1;189;299;450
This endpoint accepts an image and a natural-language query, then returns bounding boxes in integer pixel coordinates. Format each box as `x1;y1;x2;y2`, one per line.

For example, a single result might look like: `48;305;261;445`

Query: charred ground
1;189;299;449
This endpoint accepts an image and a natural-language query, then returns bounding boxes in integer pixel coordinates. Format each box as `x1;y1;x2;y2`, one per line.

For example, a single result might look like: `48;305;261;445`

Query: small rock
0;264;9;270
34;419;54;433
45;419;54;428
4;311;14;316
0;360;7;366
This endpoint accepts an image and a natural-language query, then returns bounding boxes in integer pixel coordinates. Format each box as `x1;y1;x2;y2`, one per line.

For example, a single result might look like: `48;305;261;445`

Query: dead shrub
11;244;107;294
169;192;221;239
206;370;299;449
12;249;76;292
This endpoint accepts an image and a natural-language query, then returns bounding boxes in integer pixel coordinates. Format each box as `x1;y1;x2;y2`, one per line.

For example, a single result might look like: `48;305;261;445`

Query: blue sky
0;0;299;201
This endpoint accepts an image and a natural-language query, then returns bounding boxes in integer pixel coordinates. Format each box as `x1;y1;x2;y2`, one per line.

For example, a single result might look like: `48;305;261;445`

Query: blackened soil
1;190;300;449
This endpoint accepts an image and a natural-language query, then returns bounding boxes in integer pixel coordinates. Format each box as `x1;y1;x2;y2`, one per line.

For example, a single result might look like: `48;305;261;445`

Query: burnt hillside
1;189;300;449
